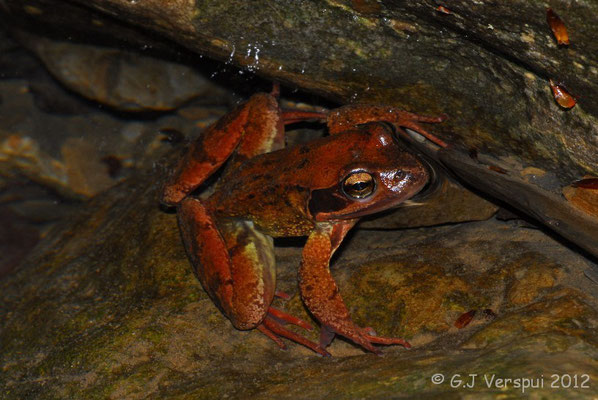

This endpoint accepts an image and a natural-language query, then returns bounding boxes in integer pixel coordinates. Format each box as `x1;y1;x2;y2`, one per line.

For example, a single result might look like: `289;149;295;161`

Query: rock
437;147;598;258
360;173;498;229
0;131;69;196
61;137;115;197
563;179;598;219
0;208;39;279
22;34;228;112
1;4;598;397
2;0;596;264
0;77;225;200
1;157;597;398
5;0;597;179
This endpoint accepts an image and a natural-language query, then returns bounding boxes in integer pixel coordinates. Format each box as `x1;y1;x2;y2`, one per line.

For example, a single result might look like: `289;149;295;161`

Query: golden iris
342;172;375;199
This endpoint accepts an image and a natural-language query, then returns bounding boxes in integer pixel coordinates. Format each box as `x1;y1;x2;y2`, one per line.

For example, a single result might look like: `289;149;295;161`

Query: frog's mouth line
331;183;427;220
309;177;427;222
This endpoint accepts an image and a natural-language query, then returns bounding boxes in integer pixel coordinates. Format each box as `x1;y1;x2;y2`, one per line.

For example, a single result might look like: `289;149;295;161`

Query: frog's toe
359;328;412;349
322;323;411;355
257;324;287;350
268;306;313;331
259;316;330;357
274;290;291;300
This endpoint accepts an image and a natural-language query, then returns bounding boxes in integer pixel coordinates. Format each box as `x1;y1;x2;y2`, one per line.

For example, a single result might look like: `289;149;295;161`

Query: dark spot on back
299;146;310;154
263;187;276;197
296;158;309;169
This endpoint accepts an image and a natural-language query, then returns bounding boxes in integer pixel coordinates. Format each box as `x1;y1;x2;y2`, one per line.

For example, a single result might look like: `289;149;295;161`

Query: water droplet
227;45;236;65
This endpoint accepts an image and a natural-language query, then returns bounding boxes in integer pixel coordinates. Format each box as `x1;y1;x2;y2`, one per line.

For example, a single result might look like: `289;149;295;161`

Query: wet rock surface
1;164;598;398
19;33;229;112
4;0;597;179
360;174;498;229
1;5;598;399
2;0;597;267
0;28;234;277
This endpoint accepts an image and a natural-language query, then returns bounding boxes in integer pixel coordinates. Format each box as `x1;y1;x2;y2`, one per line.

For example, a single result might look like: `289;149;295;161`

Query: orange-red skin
572;178;598;189
546;8;570;46
162;91;446;355
207;125;428;237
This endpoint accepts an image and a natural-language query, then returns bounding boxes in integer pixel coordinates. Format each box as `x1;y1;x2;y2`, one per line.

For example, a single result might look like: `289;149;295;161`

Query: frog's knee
228;308;267;330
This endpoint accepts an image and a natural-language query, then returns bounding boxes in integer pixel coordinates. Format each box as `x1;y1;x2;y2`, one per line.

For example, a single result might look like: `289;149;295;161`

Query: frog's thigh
218;219;277;329
163;93;282;205
178;197;276;330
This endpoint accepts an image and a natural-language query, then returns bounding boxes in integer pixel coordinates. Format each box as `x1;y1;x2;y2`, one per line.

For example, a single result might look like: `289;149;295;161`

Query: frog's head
308;122;429;221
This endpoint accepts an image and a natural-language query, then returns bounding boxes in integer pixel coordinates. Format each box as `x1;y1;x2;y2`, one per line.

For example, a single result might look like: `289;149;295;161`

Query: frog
161;85;446;356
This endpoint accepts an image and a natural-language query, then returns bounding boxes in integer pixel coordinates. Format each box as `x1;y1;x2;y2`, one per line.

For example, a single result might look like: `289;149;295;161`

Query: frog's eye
342;172;376;199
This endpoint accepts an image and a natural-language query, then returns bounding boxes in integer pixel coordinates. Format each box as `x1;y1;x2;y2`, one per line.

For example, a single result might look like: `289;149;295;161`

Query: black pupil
351;181;369;191
343;172;375;199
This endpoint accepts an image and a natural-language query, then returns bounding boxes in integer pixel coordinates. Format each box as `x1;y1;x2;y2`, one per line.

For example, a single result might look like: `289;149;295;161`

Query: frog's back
206;143;320;237
206;126;410;237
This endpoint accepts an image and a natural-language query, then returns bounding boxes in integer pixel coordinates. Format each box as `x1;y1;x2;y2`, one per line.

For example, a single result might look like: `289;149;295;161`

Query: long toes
401;122;448;148
257;324;287;350
362;333;411;349
262;317;330;357
274;290;291;300
360;326;377;336
332;324;411;354
281;109;328;125
268;306;313;331
437;113;449;122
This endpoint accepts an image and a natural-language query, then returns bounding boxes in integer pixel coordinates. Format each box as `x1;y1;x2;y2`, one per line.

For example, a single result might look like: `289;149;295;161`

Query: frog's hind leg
268;306;313;331
216;217;328;355
326;104;447;148
178;197;271;329
162;91;285;206
178;197;326;355
270;82;329;125
280;110;328;125
258;305;330;356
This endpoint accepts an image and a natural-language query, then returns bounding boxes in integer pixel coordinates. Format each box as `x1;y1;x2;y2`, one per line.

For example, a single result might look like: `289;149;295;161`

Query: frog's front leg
178;197;330;356
299;222;411;354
